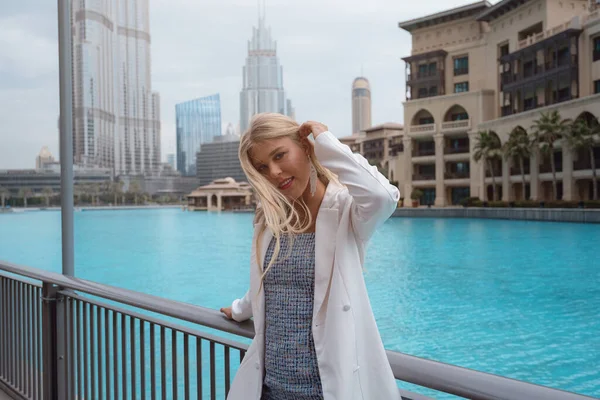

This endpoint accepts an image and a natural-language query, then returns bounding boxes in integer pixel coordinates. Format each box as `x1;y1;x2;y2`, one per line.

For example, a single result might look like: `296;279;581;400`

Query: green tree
530;110;571;200
566;117;600;200
503;127;532;200
473;130;502;201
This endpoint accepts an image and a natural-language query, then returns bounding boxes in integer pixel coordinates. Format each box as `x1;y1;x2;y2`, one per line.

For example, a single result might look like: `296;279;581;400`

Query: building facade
340;123;406;196
239;7;294;134
71;0;161;176
167;154;176;171
176;94;222;177
196;140;246;186
0;167;113;198
352;77;373;133
399;0;600;206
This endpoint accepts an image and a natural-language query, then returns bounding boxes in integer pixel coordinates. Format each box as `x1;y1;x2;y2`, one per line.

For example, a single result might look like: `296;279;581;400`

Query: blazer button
343;305;351;312
255;362;260;370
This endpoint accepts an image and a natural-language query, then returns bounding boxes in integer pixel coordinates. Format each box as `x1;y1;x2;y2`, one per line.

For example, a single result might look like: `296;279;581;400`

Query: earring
309;157;318;197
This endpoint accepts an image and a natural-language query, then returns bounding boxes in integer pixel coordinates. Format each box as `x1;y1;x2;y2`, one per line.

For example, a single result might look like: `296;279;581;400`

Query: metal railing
444;146;470;155
0;260;596;400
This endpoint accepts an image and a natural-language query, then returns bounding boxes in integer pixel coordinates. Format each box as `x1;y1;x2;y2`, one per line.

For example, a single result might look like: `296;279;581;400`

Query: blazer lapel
251;223;271;335
313;182;342;321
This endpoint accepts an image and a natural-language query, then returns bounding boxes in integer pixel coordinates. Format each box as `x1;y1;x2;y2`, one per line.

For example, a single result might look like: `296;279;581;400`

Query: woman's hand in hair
299;121;328;139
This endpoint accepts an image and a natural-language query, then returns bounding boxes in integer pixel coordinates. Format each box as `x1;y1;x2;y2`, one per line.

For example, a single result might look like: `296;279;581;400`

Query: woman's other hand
220;306;233;320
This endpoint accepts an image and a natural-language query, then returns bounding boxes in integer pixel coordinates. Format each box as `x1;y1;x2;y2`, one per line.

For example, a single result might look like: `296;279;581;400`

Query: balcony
445;146;470;155
407;70;442;84
510;166;531;175
516;20;578;51
441;119;471;133
500;59;577;92
408;124;436;136
413;173;436;181
414;148;435;157
445;171;470;179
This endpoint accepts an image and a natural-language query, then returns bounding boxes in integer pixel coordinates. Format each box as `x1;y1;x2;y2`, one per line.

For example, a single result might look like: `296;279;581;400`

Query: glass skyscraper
176;94;222;176
71;0;161;176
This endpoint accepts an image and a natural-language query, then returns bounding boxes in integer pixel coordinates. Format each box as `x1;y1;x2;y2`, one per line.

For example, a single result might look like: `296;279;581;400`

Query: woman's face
248;136;311;200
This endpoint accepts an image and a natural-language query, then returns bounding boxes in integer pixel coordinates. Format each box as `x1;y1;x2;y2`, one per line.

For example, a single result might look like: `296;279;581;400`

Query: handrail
0;260;597;400
0;260;255;339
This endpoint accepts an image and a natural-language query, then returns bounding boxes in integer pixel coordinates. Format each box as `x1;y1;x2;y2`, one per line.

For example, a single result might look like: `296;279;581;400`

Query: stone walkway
0;389;12;400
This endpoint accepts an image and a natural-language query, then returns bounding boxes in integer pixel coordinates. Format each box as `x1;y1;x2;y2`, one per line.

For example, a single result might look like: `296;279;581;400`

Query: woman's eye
274;152;284;160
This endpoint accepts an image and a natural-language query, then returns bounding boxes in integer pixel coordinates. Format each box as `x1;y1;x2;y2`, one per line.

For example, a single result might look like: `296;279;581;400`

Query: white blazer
227;131;402;400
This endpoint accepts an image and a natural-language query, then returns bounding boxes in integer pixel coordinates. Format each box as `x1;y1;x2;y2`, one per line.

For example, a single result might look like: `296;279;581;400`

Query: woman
220;113;401;400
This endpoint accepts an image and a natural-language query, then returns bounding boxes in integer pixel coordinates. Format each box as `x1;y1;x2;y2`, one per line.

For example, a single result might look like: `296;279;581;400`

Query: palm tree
530;110;571;200
503;127;532;200
111;181;124;205
566;118;600;200
129;181;142;205
41;187;54;207
18;188;33;208
74;183;86;205
0;186;10;209
473;130;503;201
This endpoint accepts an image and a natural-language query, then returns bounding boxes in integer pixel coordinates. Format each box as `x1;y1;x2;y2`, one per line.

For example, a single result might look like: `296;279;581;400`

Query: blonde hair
239;113;338;287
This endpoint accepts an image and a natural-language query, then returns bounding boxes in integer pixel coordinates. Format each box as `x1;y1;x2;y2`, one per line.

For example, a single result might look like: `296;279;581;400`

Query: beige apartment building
395;0;600;206
340;123;406;187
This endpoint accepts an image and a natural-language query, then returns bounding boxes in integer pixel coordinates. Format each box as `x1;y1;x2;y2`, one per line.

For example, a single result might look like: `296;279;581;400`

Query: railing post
41;283;68;400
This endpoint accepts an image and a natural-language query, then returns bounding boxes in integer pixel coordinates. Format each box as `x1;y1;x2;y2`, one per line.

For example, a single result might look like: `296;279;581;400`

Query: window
428;62;437;76
557;47;570;66
500;44;509;58
453;56;469;75
418;88;428;98
418;64;428;76
429;86;438;96
422;189;436;205
595;80;600;94
594;37;600;62
419;116;434;125
454;82;469;93
451;112;469;121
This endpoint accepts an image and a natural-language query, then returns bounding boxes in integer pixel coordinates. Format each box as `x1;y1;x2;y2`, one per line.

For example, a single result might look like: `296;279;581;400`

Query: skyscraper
239;3;294;134
176;94;222;176
352;77;372;133
71;0;161;176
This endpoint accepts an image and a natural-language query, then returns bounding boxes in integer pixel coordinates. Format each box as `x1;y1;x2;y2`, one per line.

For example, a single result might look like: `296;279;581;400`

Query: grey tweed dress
261;233;324;400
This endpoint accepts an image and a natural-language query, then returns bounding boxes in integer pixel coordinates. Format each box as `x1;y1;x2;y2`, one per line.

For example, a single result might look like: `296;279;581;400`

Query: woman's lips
278;177;294;190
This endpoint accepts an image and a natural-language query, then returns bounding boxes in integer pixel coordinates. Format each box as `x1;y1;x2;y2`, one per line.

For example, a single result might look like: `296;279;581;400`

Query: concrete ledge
392;207;600;223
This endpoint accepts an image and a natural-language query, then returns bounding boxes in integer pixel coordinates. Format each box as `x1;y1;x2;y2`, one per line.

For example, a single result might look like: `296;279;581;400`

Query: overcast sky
0;0;479;169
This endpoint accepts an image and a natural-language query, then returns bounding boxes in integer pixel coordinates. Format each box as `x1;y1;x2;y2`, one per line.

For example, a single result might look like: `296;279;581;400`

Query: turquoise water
0;209;599;399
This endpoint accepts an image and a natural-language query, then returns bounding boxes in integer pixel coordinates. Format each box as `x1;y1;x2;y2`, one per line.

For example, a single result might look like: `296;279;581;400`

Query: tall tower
71;0;161;176
352;77;372;133
239;1;293;134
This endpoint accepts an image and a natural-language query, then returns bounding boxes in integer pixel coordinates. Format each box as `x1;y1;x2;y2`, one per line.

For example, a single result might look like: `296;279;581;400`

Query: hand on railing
220;306;233;319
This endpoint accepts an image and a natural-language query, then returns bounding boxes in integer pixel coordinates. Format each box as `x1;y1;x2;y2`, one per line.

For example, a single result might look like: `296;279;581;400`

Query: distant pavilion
186;177;254;211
